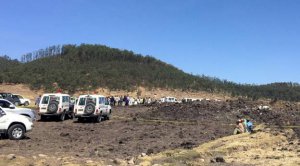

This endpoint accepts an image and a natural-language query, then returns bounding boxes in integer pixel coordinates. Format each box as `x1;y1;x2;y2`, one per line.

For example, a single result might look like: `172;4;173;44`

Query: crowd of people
34;94;156;107
107;96;155;106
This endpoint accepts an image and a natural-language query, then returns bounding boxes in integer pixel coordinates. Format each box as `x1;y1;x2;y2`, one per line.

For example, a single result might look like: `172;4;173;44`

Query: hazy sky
1;0;299;84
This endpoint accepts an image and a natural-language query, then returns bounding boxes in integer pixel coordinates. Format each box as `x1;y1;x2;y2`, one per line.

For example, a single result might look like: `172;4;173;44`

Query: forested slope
0;44;299;101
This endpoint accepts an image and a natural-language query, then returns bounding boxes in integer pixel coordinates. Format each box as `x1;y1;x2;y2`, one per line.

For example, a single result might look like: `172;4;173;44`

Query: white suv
74;95;111;122
13;94;31;106
0;108;33;140
38;93;73;121
0;99;36;120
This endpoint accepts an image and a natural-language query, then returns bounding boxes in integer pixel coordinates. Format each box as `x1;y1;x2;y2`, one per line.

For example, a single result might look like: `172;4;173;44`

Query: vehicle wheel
105;115;110;120
7;124;25;140
95;115;102;123
24;101;29;106
84;102;96;115
59;112;65;121
47;101;59;114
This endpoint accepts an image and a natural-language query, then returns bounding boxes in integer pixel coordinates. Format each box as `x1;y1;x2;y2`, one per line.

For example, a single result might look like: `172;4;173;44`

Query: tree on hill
0;44;300;101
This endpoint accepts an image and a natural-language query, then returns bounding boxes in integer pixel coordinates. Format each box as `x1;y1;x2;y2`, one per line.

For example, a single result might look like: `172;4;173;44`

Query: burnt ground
0;99;299;163
140;100;300;137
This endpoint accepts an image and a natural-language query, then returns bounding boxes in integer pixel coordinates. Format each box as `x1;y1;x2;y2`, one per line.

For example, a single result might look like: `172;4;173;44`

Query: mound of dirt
138;99;300;137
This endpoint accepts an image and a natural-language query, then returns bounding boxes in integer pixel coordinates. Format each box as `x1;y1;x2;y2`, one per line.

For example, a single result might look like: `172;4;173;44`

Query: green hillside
1;44;300;101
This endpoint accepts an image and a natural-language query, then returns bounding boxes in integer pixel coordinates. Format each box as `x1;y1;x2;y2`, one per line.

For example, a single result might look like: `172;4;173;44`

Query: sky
0;0;299;84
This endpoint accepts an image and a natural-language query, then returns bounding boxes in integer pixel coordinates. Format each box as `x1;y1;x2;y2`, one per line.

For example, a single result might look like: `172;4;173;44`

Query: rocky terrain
141;99;300;137
0;99;299;165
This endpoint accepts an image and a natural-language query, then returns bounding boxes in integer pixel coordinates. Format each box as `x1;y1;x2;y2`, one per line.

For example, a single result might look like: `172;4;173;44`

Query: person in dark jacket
110;96;115;106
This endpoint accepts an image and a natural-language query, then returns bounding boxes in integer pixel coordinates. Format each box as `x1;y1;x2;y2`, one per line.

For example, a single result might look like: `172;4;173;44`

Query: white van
161;96;178;103
38;93;72;121
74;95;111;122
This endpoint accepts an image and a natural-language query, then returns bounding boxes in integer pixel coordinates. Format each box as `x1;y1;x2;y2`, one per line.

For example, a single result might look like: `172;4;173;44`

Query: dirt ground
0;99;299;165
1;106;232;164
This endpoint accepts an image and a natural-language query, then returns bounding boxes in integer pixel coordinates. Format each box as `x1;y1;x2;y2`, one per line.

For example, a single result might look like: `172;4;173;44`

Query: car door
99;97;108;115
0;108;8;130
62;96;69;112
0;100;15;113
76;97;86;114
39;96;50;113
65;96;70;112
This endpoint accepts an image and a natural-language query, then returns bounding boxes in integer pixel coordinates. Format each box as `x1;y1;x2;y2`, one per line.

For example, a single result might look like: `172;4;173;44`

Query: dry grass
137;125;300;166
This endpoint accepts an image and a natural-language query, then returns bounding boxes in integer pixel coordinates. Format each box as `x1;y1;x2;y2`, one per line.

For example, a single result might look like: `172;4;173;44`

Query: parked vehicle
0;92;21;106
13;94;31;106
0;108;33;140
38;93;73;121
0;99;36;120
182;98;203;103
160;96;178;103
74;95;111;122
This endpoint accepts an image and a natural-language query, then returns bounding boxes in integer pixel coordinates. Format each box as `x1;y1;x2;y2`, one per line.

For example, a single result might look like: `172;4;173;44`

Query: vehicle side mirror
9;104;15;109
0;109;6;117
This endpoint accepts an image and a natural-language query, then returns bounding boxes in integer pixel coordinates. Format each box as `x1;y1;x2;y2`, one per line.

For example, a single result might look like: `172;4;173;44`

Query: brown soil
141;100;300;137
0;99;299;165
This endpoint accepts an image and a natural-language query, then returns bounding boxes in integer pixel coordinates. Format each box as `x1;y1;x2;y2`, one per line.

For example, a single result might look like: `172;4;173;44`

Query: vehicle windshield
17;95;23;99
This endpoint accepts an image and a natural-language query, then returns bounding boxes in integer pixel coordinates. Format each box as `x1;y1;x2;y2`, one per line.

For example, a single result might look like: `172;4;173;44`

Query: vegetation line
1;44;300;101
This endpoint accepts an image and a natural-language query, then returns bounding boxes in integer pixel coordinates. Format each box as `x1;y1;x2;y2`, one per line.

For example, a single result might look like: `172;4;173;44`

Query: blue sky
0;0;299;84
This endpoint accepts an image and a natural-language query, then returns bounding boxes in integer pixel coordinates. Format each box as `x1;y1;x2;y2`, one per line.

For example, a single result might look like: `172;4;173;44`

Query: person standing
110;96;115;106
124;96;129;106
119;96;123;106
35;95;41;106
